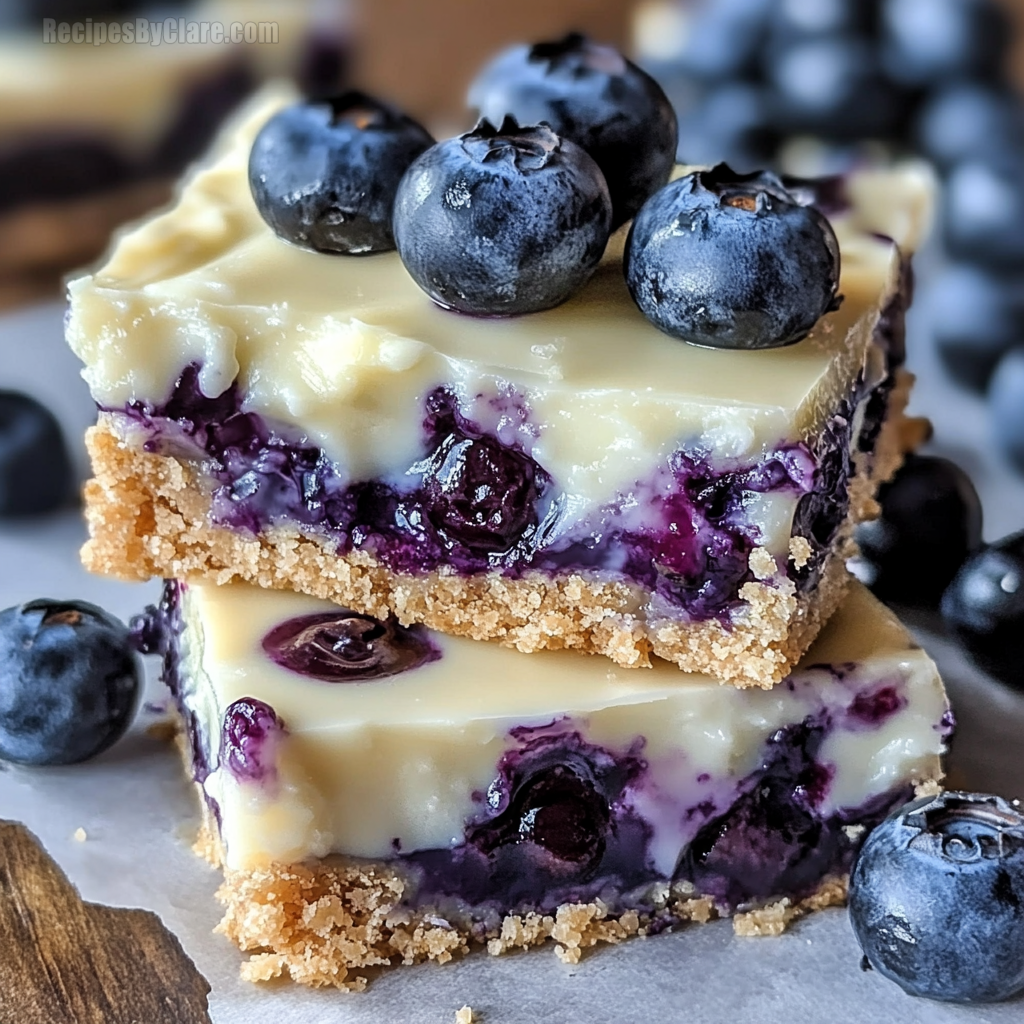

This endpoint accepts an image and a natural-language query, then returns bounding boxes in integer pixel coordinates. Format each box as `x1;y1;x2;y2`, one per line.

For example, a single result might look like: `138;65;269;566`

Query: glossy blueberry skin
0;390;74;518
850;791;1024;1003
0;599;141;765
392;120;611;316
923;264;1024;393
624;165;840;349
855;454;983;608
249;91;433;254
880;0;1011;86
468;34;677;228
990;348;1024;474
942;531;1024;689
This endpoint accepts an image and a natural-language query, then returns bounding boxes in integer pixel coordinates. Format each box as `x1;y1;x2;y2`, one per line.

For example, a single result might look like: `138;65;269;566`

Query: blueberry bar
135;577;949;989
0;1;346;287
70;86;932;687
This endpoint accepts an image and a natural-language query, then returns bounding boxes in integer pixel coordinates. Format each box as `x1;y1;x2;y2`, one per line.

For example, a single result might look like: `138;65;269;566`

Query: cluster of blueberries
248;34;840;350
856;453;1024;691
640;0;1024;473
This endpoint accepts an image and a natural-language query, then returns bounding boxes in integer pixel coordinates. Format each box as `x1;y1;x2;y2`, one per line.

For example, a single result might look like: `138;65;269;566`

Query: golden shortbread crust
199;818;854;992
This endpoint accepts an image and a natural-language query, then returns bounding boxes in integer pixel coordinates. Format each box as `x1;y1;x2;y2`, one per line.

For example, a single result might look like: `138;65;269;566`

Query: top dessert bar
68;85;932;687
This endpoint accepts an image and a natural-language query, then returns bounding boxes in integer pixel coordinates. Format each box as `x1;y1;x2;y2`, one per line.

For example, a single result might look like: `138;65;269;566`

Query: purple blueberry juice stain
396;702;923;916
847;684;907;727
130;581;203;780
220;698;286;786
261;610;440;682
130;581;220;823
676;716;906;908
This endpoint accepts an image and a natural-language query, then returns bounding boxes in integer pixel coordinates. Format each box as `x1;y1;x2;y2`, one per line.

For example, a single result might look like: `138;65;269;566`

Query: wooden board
0;821;211;1024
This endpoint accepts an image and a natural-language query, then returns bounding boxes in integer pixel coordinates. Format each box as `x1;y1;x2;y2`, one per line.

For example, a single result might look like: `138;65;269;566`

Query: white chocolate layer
174;580;948;872
67;85;933;560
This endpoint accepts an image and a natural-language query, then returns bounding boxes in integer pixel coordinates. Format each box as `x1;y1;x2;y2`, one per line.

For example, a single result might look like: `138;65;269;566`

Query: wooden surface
0;821;211;1024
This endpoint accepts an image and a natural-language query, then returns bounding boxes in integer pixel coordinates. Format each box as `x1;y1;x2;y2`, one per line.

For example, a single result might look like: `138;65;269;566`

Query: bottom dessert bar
136;579;950;990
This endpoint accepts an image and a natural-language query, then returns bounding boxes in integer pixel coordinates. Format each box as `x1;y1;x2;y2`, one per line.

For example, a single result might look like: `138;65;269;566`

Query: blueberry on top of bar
392;118;612;315
624;165;841;349
249;91;433;255
468;33;677;229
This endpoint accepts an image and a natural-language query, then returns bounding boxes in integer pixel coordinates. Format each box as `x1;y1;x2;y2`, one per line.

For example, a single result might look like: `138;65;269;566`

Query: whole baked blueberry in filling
395;695;920;914
404;727;652;909
118;354;877;620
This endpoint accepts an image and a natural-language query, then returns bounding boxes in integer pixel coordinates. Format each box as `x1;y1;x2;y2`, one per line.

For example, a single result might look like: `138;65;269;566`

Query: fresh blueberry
850;791;1024;1003
943;157;1024;269
915;84;1024;171
855;454;983;608
261;610;440;682
770;0;879;38
624;165;841;349
880;0;1011;86
392;119;611;316
923;264;1024;393
765;35;910;141
249;91;433;254
990;348;1024;474
0;599;140;766
468;33;677;228
668;0;775;82
0;390;74;517
942;531;1024;688
675;82;780;171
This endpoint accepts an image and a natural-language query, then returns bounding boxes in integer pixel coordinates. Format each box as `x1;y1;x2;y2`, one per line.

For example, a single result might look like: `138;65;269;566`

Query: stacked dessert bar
68;85;950;989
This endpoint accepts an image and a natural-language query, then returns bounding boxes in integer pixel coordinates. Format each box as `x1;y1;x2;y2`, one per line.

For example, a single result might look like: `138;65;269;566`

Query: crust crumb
914;778;943;799
747;547;777;581
732;876;848;937
788;536;813;570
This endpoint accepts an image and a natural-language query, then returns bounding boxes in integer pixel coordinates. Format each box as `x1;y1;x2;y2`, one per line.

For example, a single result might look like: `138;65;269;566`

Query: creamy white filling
182;581;948;872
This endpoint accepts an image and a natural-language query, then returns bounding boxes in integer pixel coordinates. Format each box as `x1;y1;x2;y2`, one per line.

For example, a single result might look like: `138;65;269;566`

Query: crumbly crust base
197;817;855;992
82;418;864;687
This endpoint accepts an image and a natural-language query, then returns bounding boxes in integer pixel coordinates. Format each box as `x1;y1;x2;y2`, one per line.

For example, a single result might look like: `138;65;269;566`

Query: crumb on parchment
455;1007;474;1024
73;827;87;842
